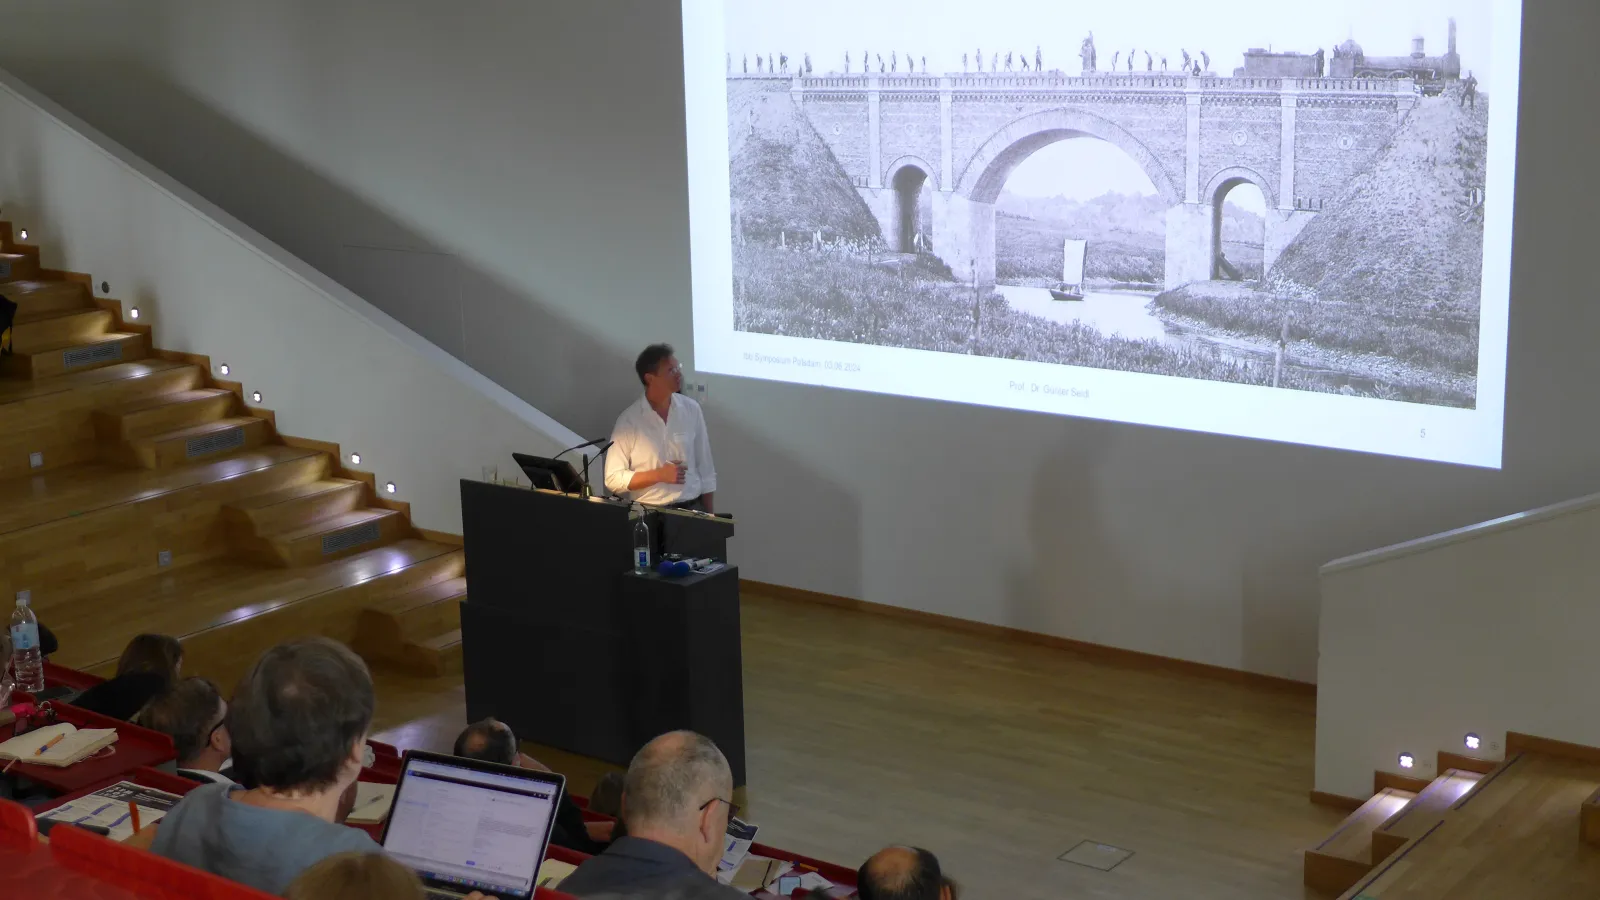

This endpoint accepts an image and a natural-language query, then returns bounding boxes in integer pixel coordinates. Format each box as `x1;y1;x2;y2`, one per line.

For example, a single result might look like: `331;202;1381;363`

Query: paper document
716;816;760;879
343;781;395;825
537;858;577;889
38;781;183;842
728;854;791;892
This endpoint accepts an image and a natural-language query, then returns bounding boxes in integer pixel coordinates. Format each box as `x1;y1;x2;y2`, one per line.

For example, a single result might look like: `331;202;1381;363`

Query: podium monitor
512;453;584;494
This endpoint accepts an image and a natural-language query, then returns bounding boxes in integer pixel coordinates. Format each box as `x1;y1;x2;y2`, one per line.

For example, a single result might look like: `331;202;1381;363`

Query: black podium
457;481;745;785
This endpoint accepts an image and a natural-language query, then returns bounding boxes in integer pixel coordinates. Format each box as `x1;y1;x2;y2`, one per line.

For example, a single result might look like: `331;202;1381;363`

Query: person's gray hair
623;731;731;828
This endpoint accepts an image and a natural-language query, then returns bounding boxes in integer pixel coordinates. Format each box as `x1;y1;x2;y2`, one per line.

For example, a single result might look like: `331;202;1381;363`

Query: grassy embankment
734;244;1389;394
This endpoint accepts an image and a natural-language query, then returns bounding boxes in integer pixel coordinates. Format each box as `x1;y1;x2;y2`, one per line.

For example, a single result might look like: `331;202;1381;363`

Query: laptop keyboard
426;891;462;900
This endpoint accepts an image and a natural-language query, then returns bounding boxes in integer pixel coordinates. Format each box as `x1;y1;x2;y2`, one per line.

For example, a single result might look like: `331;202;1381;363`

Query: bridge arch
1204;166;1275;280
884;155;938;252
957;107;1181;206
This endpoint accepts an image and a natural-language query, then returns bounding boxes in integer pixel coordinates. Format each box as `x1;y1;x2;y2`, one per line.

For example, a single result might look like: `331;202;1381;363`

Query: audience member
589;769;627;841
134;676;234;784
857;847;957;900
559;731;746;899
453;718;609;853
73;633;183;721
134;638;382;895
286;852;425;900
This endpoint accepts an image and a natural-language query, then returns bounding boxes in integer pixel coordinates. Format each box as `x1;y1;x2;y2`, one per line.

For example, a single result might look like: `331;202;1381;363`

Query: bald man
857;846;957;900
559;731;745;899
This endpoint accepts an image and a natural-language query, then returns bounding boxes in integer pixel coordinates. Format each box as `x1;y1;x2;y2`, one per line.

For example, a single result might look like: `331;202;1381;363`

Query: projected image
722;1;1497;409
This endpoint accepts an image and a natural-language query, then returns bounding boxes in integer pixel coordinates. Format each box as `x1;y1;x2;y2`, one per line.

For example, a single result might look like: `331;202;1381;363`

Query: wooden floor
372;588;1343;900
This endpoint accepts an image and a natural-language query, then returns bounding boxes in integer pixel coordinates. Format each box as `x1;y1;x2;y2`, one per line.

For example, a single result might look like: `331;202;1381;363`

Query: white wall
0;0;1595;681
1316;495;1600;799
0;63;579;533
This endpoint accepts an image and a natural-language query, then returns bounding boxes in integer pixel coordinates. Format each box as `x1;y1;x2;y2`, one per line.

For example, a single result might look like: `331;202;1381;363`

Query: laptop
380;750;566;900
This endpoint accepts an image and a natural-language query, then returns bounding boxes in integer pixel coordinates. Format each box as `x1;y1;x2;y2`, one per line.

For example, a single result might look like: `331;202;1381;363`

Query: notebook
0;722;119;767
344;781;396;825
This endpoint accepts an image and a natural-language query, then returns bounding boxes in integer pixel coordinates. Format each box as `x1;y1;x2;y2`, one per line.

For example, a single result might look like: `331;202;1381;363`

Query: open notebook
0;722;119;767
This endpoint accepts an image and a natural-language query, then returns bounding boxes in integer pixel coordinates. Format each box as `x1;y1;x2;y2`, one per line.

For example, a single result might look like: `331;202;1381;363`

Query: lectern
457;481;745;784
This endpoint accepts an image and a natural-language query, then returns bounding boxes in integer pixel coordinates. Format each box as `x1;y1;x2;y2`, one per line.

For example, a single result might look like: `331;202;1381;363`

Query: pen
33;732;65;757
129;801;141;833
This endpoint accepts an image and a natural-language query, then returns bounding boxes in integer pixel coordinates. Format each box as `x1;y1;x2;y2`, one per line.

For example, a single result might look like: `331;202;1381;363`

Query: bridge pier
1263;209;1318;277
933;192;995;286
1165;203;1212;288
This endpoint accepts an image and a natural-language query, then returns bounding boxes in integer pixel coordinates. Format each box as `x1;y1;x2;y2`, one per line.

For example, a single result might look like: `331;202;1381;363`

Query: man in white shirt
604;344;717;513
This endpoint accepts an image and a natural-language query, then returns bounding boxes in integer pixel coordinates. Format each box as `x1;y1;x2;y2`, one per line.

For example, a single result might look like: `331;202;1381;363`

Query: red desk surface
0;840;145;900
2;703;176;794
43;661;107;693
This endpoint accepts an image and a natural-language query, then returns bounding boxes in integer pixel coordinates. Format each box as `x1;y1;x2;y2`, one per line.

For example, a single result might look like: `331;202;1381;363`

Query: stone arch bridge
735;72;1417;287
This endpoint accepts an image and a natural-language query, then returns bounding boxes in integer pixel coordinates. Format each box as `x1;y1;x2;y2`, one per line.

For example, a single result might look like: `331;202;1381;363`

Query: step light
18;229;27;240
350;453;362;465
385;482;397;494
1464;733;1481;751
1398;752;1415;769
218;363;231;376
251;391;262;403
129;307;140;320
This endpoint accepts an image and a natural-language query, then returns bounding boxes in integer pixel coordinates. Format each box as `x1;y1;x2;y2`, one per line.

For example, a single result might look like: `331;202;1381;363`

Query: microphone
556;436;611;459
577;441;614;498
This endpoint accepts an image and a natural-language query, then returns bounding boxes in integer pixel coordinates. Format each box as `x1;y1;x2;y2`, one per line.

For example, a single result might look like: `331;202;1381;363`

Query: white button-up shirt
604;393;717;506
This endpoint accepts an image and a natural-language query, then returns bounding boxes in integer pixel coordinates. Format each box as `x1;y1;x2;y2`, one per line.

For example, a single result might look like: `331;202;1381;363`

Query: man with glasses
136;676;235;785
604;343;718;514
559;730;746;898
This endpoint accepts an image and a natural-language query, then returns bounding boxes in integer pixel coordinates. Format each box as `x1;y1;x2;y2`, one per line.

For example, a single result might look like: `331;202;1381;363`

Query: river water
995;284;1268;366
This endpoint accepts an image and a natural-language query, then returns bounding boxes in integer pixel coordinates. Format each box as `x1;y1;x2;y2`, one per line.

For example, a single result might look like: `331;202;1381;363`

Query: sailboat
1050;238;1087;302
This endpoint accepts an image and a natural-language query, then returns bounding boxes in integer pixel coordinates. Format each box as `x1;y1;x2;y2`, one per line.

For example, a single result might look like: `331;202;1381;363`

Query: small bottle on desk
632;513;652;575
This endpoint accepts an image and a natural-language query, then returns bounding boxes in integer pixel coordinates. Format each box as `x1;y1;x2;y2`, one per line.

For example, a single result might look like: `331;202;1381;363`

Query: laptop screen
383;758;558;898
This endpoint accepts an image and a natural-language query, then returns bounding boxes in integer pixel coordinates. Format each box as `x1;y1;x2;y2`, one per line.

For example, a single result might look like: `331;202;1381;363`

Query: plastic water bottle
633;514;652;575
10;593;44;694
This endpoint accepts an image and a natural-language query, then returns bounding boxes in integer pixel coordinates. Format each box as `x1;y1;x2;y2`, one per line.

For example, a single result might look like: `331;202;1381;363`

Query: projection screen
682;0;1521;467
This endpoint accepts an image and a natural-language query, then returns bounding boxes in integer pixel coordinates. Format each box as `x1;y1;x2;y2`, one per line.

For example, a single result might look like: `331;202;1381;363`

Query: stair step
401;628;463;677
224;478;365;536
2;332;148;379
254;508;410;568
351;577;466;667
93;388;236;442
113;416;270;469
0;253;42;283
11;308;112;352
0;280;93;318
1370;768;1482;863
1303;787;1415;895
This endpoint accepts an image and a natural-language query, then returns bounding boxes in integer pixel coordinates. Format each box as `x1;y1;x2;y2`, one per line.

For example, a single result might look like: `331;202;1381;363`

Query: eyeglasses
699;796;740;820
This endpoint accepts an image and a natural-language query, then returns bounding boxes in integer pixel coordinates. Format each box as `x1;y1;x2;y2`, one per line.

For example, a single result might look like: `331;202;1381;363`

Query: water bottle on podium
633;512;652;575
10;591;45;694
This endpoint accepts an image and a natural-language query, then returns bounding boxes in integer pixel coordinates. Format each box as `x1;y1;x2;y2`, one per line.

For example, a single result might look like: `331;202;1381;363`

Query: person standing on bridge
976;48;983;72
1021;56;1030;72
962;52;968;72
1461;71;1478;108
890;50;897;72
1145;51;1153;71
1161;55;1168;71
1201;51;1210;72
1111;50;1120;71
921;56;926;74
779;52;788;73
1128;49;1135;71
743;55;748;74
1181;49;1190;70
1035;46;1042;71
804;53;812;75
992;51;998;71
845;52;851;73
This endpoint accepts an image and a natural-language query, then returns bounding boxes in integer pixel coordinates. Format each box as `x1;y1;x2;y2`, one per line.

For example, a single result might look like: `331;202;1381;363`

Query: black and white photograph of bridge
726;0;1497;408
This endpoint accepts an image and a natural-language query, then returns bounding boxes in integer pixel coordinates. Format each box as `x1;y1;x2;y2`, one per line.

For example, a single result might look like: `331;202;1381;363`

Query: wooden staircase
1306;737;1600;898
0;224;462;688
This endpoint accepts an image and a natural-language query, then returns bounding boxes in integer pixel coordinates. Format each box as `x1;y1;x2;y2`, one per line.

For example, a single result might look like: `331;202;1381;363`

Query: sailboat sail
1061;239;1087;287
